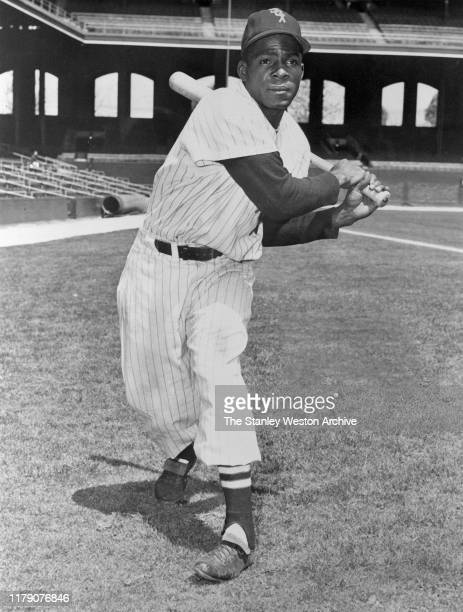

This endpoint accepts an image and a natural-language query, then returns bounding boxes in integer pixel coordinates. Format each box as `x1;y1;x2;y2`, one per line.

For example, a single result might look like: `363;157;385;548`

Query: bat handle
310;152;390;206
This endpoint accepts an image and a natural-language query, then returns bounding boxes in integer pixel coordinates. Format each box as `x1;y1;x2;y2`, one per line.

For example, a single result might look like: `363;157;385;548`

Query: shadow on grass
89;453;158;473
72;472;224;552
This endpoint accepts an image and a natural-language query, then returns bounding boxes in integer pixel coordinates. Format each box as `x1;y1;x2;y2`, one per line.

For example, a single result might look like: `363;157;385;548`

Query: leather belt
154;239;223;261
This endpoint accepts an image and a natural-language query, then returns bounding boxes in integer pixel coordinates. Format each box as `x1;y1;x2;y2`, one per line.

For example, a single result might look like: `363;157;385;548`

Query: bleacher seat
69;1;198;17
72;13;205;38
0;154;151;200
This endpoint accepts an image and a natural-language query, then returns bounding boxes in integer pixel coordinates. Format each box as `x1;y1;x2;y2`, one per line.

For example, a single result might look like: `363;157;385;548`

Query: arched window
416;83;438;128
288;79;310;124
44;73;58;116
94;73;118;117
34;70;59;116
322;80;345;125
381;82;404;126
130;73;154;119
0;70;14;114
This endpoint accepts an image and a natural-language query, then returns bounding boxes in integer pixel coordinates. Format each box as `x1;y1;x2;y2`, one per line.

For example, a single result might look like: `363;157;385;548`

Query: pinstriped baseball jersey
142;80;311;261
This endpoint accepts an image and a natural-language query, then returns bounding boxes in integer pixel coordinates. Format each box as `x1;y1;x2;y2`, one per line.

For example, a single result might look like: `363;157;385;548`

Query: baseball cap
241;8;311;55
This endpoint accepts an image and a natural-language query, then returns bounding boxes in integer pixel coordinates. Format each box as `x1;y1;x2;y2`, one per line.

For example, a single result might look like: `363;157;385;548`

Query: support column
118;70;131;147
213;49;227;89
438;59;461;158
38;68;46;151
307;77;323;149
403;80;417;129
309;77;323;125
118;70;131;119
72;56;95;126
153;60;186;150
155;61;186;116
344;59;381;154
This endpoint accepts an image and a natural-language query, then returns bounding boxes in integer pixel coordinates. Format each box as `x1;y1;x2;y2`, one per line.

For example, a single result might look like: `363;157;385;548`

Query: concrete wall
0;197;102;225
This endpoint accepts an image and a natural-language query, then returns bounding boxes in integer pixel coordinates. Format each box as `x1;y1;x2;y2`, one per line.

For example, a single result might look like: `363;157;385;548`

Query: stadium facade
1;0;462;161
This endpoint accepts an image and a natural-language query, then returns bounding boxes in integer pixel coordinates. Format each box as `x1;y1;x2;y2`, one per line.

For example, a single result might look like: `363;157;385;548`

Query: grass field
1;210;462;611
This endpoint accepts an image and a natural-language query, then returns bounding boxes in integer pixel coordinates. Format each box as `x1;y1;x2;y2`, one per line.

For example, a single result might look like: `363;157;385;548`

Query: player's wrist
330;205;354;229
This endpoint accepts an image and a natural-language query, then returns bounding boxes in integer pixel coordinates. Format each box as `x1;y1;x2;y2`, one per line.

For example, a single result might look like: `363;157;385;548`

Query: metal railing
13;0;85;30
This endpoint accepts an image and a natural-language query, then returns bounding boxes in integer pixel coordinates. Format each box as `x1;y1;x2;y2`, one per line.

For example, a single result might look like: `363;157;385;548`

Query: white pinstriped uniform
117;80;311;466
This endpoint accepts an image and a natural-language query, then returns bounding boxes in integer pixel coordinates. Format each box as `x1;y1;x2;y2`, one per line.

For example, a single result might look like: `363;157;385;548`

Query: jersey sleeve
220;152;340;221
181;88;277;166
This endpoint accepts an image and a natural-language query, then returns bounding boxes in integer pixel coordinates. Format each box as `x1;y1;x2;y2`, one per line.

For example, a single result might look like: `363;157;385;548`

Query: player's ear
237;60;248;82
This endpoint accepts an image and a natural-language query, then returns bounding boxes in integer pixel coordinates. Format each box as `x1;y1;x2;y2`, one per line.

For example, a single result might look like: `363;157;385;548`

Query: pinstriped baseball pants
117;228;261;466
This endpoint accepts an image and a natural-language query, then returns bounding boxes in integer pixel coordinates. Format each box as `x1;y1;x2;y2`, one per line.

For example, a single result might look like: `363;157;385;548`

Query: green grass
1;215;462;611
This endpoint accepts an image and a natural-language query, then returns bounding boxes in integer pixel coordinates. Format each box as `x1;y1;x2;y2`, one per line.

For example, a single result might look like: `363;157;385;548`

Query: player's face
239;34;303;122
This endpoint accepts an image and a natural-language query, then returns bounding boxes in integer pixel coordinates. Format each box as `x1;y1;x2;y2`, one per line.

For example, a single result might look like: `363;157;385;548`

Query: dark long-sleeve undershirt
261;207;339;246
220;151;340;222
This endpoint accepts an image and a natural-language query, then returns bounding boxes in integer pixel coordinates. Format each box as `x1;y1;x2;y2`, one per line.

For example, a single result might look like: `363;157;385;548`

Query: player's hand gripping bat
169;71;390;207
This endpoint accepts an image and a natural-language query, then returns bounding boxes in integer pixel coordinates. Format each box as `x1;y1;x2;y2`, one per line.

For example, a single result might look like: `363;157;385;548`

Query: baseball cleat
154;457;196;503
194;543;254;582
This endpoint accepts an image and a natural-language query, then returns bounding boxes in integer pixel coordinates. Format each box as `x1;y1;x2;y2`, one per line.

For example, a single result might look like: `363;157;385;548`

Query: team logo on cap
269;8;286;23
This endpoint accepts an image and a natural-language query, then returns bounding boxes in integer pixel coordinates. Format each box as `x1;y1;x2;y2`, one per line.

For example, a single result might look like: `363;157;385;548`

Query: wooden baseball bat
169;71;390;207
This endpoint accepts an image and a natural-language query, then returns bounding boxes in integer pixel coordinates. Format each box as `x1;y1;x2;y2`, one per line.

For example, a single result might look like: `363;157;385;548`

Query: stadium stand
211;0;361;21
71;13;205;39
213;16;378;45
61;10;462;51
0;153;151;199
67;0;198;17
275;1;363;23
371;0;463;27
6;0;86;31
381;24;463;50
3;0;462;53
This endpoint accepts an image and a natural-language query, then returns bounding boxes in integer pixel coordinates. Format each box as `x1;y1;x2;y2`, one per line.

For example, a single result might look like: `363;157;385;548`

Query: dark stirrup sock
175;443;196;466
218;464;255;552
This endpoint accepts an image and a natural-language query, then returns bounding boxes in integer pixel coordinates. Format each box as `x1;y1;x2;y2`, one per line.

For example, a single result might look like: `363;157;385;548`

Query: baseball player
117;8;387;582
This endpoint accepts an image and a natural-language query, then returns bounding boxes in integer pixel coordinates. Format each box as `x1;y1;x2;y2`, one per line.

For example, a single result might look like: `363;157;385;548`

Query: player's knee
191;303;248;367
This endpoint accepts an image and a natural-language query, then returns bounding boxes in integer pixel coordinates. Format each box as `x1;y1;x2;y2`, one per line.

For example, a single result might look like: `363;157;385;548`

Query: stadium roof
1;0;463;58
